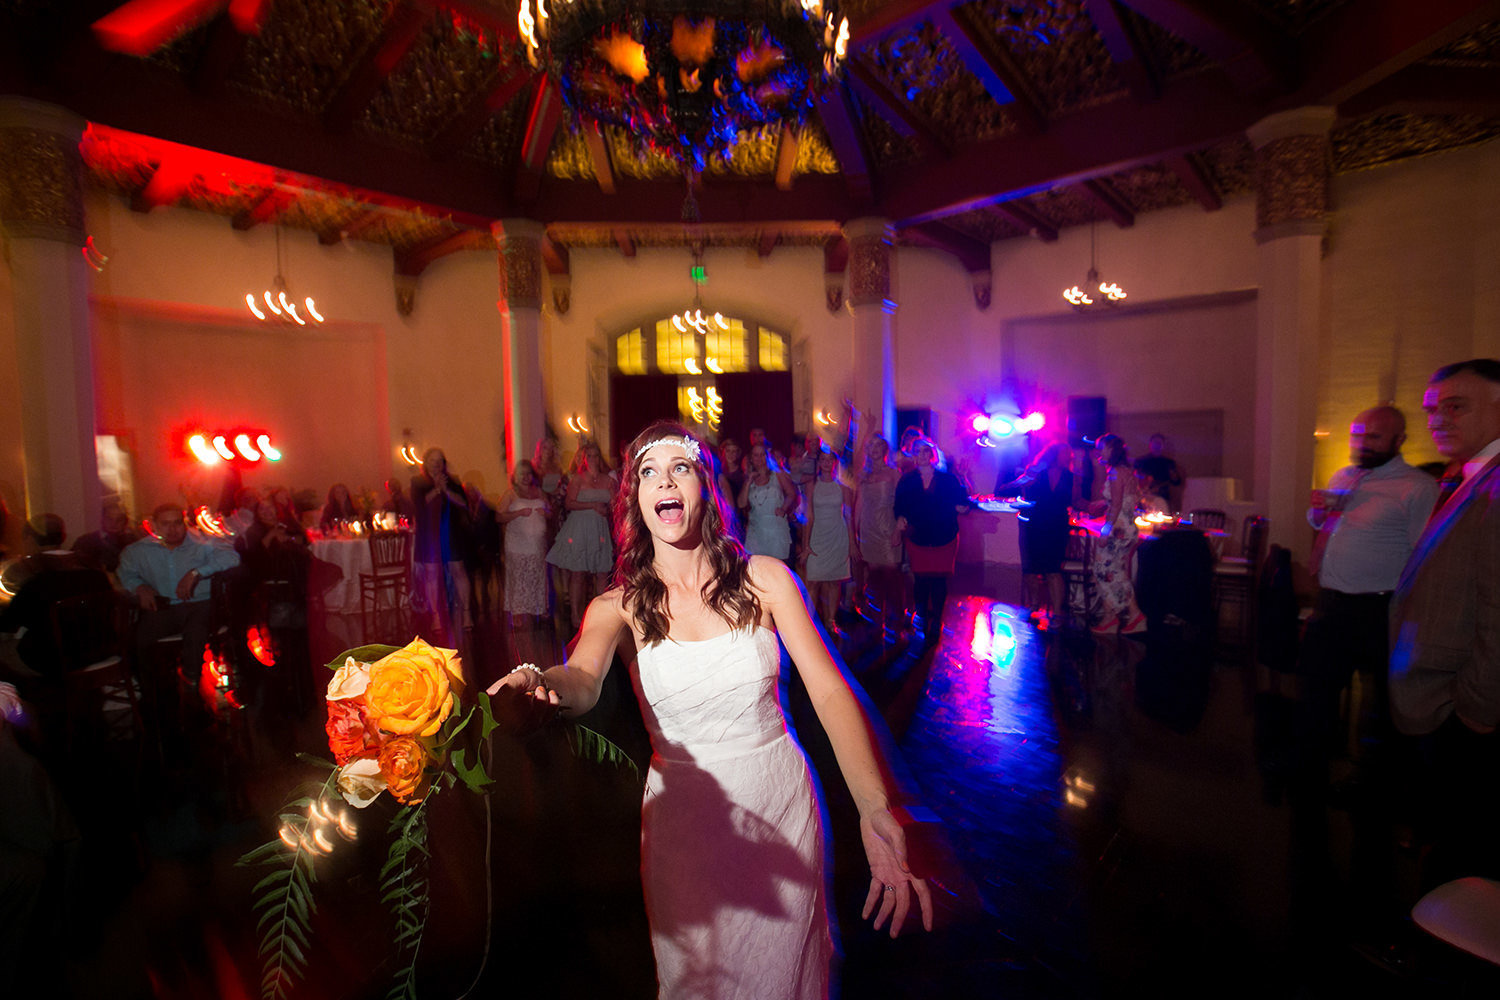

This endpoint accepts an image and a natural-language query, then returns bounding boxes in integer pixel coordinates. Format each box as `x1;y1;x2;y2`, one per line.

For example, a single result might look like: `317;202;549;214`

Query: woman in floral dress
1088;434;1146;635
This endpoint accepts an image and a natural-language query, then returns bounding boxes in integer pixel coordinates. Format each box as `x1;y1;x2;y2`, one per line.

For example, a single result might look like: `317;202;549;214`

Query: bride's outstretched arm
486;590;627;716
748;556;935;937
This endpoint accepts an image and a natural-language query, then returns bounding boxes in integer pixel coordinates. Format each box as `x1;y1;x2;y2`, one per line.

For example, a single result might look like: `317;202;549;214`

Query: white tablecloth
310;537;372;614
957;506;1023;567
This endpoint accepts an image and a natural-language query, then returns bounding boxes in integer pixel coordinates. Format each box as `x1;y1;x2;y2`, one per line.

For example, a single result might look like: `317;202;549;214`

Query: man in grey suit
1389;357;1500;885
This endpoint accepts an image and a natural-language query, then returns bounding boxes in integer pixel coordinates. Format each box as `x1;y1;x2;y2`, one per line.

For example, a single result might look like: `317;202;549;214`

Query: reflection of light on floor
954;599;1026;737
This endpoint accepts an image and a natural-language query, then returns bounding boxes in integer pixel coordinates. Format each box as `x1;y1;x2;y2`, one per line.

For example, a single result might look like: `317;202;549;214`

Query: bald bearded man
1303;406;1436;771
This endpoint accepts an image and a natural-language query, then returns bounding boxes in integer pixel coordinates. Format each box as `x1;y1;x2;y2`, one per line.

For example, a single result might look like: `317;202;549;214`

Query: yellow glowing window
655;319;698;374
615;328;646;374
758;328;787;371
704;318;748;372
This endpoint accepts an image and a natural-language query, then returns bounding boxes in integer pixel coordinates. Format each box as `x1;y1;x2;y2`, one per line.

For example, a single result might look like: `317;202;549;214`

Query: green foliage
567;724;641;780
324;644;401;673
380;799;432;1000
237;773;337;1000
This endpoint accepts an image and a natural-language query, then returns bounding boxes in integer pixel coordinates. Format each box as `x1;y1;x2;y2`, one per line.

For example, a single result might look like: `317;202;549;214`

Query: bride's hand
859;807;934;937
486;666;562;727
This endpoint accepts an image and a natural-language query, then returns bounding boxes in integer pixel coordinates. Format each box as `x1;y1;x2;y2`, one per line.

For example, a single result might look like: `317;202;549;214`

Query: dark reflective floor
12;567;1500;998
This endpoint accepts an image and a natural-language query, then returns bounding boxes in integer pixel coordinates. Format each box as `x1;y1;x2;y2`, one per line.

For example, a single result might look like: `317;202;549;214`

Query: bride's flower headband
634;435;703;464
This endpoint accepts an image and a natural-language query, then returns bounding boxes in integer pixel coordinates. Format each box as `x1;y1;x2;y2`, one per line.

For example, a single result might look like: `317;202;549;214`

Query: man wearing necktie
1389;358;1500;888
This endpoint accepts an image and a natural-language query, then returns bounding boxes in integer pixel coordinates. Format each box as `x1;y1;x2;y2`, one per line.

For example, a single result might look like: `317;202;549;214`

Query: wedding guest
1133;433;1183;507
1086;434;1145;636
380;478;417;527
119;503;241;711
716;438;747;536
800;449;856;636
70;499;141;579
498;459;550;628
490;422;932;999
534;436;569;627
411;448;472;647
318;483;361;532
225;488;261;538
0;516;113;678
855;434;905;635
463;481;499;623
546;439;615;633
1004;442;1077;626
738;441;795;562
895;438;973;647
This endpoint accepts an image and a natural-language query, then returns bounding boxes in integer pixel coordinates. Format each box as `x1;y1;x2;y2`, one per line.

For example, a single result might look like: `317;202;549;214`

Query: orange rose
326;698;383;764
378;737;430;804
364;638;465;738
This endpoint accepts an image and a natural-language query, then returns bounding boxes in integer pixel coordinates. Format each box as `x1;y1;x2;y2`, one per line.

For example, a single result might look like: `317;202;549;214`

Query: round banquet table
308;536;372;615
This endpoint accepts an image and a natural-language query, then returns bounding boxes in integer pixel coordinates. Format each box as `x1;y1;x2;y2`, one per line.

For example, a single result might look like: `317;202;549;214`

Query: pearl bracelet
509;663;548;691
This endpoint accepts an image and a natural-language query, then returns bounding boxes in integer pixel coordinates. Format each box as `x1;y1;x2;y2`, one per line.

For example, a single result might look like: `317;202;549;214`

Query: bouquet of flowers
239;637;632;1000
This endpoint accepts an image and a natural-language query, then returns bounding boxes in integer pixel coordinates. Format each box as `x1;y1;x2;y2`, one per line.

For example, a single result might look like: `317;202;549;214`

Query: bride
490;421;932;998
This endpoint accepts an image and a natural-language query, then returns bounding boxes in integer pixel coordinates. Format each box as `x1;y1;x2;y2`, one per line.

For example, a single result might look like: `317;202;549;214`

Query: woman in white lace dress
490;422;932;1000
497;459;550;626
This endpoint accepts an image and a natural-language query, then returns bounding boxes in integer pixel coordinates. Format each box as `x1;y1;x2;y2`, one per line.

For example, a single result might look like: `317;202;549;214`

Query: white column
493;218;547;473
0;97;99;535
1247;107;1335;560
844;217;896;443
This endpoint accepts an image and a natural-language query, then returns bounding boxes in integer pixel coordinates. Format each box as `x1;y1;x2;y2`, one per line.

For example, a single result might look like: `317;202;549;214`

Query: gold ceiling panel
546;226;616;248
178;182;263;218
1198;138;1255;198
853;92;924;167
1116;5;1212;80
868;20;1011;142
604;129;683;181
546;128;596;181
277;191;368;234
1104;162;1192;214
358;210;460;248
1026;185;1104;228
1425;19;1500;66
938;207;1025;243
233;0;391;116
794;121;842;174
1333;112;1500;174
462;94;527;166
969;0;1128;116
362;14;514;144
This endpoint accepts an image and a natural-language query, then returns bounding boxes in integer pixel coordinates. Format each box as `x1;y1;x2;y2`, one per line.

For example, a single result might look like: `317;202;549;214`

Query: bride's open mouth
654;498;684;524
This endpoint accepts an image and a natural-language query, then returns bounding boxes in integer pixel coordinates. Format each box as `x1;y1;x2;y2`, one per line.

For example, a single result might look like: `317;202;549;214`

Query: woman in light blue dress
737;442;795;561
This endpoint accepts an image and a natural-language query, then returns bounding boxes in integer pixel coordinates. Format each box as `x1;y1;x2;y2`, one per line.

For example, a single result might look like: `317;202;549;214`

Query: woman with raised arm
490;421;932;999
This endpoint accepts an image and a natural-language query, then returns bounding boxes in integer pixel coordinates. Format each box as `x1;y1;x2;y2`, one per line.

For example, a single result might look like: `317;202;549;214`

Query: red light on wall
187;429;283;466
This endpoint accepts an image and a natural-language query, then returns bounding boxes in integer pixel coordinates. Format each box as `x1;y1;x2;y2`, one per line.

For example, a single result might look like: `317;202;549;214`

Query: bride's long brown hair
614;421;761;645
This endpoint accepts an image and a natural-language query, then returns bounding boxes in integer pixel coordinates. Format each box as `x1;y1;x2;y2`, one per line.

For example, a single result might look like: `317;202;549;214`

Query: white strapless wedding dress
632;626;832;999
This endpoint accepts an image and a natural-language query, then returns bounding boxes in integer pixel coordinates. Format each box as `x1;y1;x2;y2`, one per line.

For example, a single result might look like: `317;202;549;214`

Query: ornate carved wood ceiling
3;0;1498;282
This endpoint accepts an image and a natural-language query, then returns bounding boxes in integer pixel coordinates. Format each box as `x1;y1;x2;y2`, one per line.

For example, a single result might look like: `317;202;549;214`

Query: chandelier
517;0;849;169
1062;222;1126;310
245;226;325;326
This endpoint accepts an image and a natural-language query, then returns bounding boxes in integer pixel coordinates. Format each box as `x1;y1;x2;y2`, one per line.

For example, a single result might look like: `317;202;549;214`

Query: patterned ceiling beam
774;125;799;192
814;80;874;203
429;67;532;157
416;0;518;44
1164;152;1221;211
323;1;429;134
987;201;1058;242
850;0;953;44
1340;64;1500;118
516;77;563;204
1113;0;1288;94
231;186;292;230
902;222;991;272
932;5;1047;133
613;228;636;257
1082;0;1160;102
395;229;489;277
878;77;1264;225
92;0;227;57
540;236;569;275
129;156;197;212
319;209;386;245
1078;179;1135;228
582;125;616;196
848;56;950;156
1295;0;1500;107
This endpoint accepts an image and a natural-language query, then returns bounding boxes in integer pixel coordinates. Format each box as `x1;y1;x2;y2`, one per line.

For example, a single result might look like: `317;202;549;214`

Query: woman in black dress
1006;442;1076;625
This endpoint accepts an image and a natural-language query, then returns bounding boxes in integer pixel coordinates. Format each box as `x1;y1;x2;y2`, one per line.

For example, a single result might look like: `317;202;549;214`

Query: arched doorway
606;313;794;458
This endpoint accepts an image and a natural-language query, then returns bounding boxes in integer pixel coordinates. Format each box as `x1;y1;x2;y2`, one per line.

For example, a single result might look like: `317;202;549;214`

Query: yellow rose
364;638;465;738
378;737;431;804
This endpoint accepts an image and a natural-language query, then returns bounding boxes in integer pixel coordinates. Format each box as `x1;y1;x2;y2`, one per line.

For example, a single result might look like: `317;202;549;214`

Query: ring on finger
883;884;895;893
